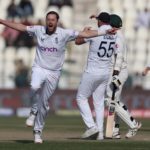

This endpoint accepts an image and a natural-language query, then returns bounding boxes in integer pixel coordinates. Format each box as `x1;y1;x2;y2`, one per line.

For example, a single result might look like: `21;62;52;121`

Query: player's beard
47;25;57;35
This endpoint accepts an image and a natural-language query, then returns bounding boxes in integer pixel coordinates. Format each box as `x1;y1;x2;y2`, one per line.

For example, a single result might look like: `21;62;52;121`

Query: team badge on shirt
41;37;45;42
115;44;119;48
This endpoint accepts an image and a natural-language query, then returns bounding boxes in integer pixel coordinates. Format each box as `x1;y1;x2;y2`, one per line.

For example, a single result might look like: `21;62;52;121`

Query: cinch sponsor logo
38;45;58;52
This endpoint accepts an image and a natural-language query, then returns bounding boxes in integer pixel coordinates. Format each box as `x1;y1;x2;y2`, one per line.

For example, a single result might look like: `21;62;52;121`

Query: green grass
0;141;150;150
0;116;149;150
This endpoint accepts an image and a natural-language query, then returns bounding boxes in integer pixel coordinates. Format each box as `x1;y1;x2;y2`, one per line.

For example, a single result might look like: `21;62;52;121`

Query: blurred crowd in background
0;0;150;90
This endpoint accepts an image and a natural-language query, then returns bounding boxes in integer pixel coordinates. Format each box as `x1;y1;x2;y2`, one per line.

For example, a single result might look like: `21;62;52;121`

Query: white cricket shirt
114;30;128;71
84;25;117;74
26;26;79;71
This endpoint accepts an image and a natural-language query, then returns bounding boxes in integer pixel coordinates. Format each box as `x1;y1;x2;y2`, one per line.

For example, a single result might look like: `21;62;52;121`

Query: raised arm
0;19;27;32
78;29;102;38
75;37;86;45
78;28;117;38
75;27;90;45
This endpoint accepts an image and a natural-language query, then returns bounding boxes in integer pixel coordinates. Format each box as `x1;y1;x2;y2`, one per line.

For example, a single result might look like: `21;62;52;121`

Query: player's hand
83;26;92;31
106;28;118;34
111;75;121;89
89;14;96;19
142;68;149;76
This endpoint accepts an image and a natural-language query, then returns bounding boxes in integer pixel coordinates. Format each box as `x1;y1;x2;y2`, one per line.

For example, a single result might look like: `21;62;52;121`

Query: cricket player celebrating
75;12;118;140
105;14;142;139
0;11;114;143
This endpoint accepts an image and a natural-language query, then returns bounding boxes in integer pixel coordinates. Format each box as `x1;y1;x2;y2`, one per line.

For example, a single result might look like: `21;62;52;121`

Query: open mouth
49;24;53;28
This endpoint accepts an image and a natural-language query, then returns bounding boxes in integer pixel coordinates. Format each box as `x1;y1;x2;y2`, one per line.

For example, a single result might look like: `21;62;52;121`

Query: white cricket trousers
30;66;60;132
76;71;109;132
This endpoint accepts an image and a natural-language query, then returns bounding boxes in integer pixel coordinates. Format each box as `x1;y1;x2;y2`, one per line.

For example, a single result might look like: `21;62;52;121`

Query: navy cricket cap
96;12;110;23
110;14;122;28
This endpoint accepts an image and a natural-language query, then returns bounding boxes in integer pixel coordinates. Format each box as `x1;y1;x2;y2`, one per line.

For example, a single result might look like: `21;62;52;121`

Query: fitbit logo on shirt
38;45;58;52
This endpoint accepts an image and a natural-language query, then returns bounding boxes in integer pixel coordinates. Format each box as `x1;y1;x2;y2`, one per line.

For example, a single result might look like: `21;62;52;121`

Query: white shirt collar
43;26;59;35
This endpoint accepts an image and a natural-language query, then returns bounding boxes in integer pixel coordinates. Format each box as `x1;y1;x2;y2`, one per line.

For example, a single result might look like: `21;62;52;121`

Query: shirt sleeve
114;37;124;71
98;25;111;35
26;25;39;36
64;29;79;42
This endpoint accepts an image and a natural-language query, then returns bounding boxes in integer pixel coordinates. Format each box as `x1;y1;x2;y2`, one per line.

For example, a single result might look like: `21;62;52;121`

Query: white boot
34;131;43;144
26;113;36;127
97;132;104;140
112;127;121;139
81;127;99;139
125;122;142;138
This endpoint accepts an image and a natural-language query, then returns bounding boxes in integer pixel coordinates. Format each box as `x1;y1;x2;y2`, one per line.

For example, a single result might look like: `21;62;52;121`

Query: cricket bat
105;84;117;138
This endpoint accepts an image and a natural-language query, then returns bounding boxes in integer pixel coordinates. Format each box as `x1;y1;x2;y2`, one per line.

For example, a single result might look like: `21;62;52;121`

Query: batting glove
112;75;121;89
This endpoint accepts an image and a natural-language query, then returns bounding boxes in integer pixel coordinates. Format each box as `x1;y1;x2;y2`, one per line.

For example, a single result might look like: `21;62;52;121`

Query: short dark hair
96;12;110;23
46;11;59;20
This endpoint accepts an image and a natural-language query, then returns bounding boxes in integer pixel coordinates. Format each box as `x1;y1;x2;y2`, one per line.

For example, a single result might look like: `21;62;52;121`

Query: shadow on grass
67;137;83;140
13;140;33;144
140;128;150;132
67;133;99;141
